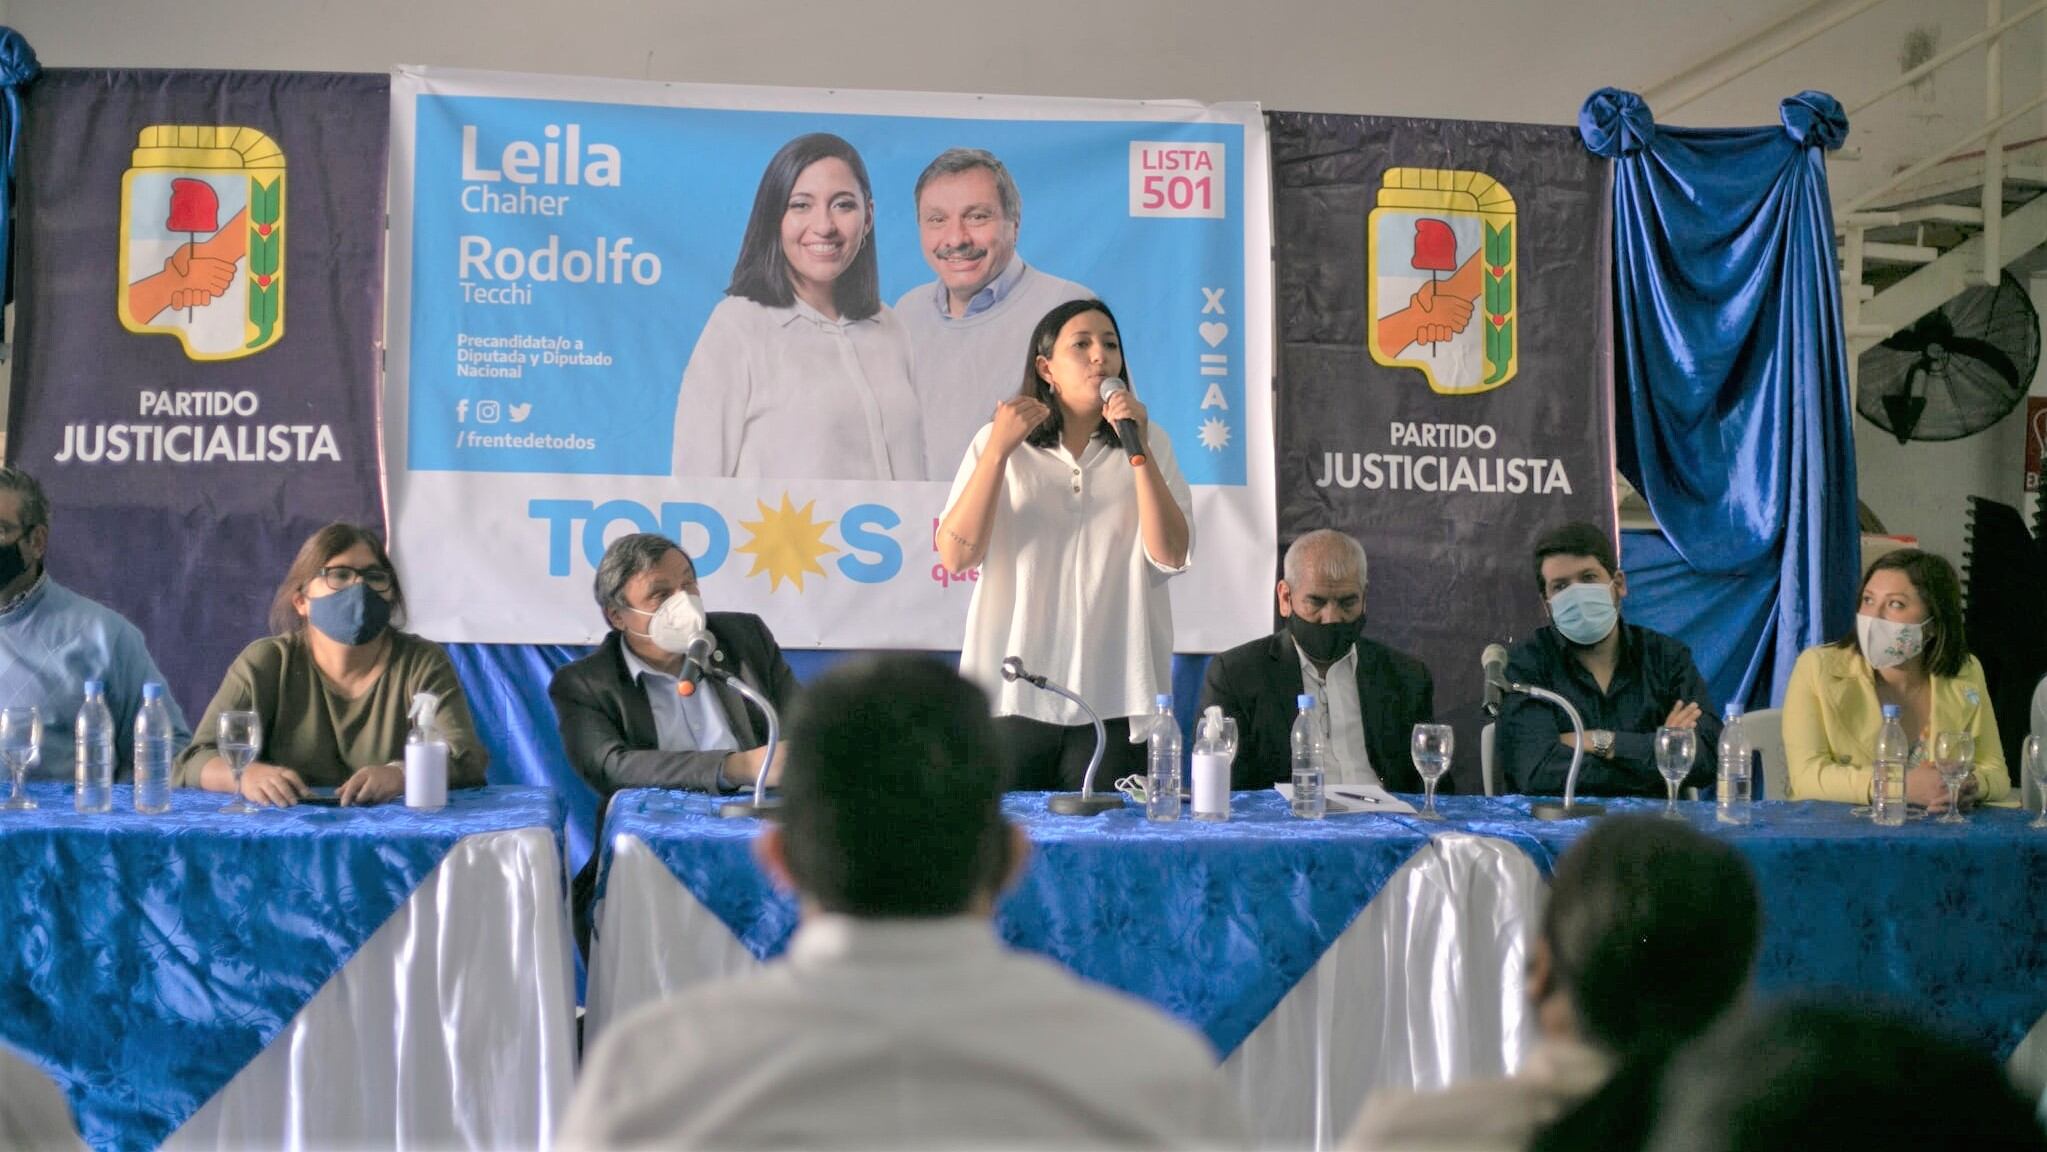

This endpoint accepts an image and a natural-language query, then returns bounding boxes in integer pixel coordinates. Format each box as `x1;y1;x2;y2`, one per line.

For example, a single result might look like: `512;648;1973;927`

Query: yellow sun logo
733;494;838;591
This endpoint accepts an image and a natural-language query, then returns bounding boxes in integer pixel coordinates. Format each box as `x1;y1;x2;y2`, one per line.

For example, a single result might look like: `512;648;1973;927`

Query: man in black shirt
1498;523;1718;796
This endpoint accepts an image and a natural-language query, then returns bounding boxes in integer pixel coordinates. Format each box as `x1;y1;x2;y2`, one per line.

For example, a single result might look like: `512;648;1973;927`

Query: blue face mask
1548;581;1618;647
307;582;392;646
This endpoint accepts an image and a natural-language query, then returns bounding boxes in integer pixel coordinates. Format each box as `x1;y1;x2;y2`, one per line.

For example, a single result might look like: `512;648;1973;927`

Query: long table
0;784;576;1152
586;789;2047;1148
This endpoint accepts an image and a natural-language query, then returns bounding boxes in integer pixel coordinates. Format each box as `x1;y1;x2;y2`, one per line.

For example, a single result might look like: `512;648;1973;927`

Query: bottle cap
1297;693;1316;710
1881;703;1900;718
1724;703;1744;719
84;679;104;697
1156;693;1173;711
142;683;164;700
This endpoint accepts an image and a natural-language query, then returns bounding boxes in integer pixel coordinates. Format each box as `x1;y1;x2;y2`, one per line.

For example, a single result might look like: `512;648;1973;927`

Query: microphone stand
714;671;783;820
1501;679;1604;821
1005;657;1124;816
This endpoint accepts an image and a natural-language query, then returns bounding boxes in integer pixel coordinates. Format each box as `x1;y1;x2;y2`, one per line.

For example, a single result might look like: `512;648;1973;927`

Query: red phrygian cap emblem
1411;219;1456;273
167;179;219;234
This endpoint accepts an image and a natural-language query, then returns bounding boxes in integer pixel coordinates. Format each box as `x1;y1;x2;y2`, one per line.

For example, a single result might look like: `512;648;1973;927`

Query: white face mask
622;591;707;652
1857;613;1926;670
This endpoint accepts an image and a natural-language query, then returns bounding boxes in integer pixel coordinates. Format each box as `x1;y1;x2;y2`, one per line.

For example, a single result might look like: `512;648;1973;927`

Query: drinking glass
0;706;42;811
2026;736;2047;831
1654;726;1699;819
1932;729;1974;825
1410;724;1454;821
217;710;263;815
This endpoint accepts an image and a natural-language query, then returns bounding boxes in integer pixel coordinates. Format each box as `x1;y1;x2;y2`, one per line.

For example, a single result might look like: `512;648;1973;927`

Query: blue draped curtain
1580;89;1861;708
0;29;39;305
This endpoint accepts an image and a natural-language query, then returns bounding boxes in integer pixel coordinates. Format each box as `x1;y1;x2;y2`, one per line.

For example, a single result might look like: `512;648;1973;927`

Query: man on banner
0;467;190;780
895;147;1092;472
558;654;1246;1150
549;531;799;947
1200;530;1435;790
1497;522;1718;797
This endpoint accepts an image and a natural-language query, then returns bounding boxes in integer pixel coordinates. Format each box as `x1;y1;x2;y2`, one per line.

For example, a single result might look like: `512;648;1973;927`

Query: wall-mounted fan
1857;272;2039;444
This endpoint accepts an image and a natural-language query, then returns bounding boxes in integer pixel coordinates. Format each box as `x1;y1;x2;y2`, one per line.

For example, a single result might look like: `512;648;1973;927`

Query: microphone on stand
1097;378;1147;467
1486;663;1602;821
1481;643;1509;717
1003;656;1124;816
715;667;784;819
674;631;716;698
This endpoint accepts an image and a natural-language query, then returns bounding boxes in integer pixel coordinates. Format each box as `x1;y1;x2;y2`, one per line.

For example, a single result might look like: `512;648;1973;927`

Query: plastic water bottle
1872;703;1909;827
133;682;175;815
1716;704;1751;826
1145;694;1181;821
74;680;115;814
1290;693;1327;819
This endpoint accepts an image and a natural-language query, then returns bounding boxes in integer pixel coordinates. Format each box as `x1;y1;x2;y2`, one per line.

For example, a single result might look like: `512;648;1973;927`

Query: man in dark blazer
1199;530;1435;792
551;532;799;948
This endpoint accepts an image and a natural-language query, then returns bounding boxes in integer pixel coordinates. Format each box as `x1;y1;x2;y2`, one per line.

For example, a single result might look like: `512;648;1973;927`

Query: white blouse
672;295;928;480
945;422;1194;725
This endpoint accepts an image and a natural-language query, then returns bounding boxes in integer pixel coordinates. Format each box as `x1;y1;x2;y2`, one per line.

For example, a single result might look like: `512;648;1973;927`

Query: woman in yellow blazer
1783;549;2008;808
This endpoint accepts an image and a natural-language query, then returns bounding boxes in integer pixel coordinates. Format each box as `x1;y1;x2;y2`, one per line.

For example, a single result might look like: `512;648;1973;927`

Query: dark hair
1542;816;1758;1059
593;532;689;618
779;655;1009;918
1019;298;1125;451
725;132;881;321
268;523;405;635
0;466;50;533
1830;548;1969;678
1532;521;1619;593
1645;1002;2047;1152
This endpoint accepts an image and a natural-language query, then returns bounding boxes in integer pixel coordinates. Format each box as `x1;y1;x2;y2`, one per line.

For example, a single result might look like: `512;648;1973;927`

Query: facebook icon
456;398;469;424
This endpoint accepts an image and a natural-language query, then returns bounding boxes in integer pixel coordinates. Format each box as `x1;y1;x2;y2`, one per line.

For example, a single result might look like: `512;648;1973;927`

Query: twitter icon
509;402;533;424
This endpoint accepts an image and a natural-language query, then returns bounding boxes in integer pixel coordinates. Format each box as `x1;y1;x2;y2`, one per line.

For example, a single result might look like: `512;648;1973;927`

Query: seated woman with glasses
173;523;488;806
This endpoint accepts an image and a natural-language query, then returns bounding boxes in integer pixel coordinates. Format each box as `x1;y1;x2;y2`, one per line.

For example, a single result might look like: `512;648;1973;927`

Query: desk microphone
1487;666;1603;821
1481;643;1509;716
714;668;784;820
1003;657;1123;816
675;631;716;698
1097;378;1147;466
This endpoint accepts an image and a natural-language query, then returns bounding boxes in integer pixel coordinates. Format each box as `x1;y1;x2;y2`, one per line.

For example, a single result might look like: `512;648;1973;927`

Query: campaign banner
7;69;388;720
1269;112;1615;788
387;67;1274;649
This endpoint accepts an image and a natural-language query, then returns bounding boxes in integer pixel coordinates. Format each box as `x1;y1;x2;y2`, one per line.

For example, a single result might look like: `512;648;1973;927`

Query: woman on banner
937;298;1193;790
1782;548;2008;809
672;132;926;481
174;523;488;806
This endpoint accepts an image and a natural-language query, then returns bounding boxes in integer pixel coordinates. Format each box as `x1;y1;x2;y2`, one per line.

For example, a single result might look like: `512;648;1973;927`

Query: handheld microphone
1003;656;1123;816
1481;643;1510;716
675;631;716;698
1097;377;1147;467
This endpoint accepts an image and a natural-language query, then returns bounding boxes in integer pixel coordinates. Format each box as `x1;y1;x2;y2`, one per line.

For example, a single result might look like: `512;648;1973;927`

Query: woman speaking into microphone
937;299;1194;790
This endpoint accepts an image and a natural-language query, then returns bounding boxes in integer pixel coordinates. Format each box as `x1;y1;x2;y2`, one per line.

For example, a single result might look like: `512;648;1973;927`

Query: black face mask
1287;613;1364;664
0;540;28;590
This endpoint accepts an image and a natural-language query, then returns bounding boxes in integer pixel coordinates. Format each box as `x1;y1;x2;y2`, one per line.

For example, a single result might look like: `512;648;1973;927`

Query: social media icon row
454;399;534;425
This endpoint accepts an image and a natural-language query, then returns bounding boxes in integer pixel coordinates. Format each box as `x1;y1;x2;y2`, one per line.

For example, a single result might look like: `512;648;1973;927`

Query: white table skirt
164;827;578;1150
586;830;1545;1149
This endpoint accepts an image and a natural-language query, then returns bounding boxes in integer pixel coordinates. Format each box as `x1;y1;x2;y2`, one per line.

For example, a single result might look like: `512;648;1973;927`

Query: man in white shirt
558;654;1247;1150
1343;815;1760;1152
895;148;1093;473
1200;529;1434;790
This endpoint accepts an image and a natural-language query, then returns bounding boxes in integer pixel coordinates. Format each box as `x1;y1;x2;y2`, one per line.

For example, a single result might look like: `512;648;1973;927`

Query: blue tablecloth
602;790;2047;1062
0;784;564;1152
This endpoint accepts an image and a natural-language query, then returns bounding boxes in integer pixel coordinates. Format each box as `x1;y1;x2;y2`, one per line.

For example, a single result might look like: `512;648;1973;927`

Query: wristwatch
1589;730;1616;759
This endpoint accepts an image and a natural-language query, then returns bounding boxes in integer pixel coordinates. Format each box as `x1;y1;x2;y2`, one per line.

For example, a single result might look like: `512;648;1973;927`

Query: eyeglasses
317;565;394;593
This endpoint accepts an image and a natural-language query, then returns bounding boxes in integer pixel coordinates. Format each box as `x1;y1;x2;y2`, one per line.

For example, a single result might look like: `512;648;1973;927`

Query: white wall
4;0;2043;563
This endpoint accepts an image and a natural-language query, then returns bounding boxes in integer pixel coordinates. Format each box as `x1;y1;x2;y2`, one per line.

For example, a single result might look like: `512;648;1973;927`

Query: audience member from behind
1645;1002;2047;1152
1497;522;1719;797
0;466;189;780
1344;815;1759;1152
1782;548;2008;808
558;655;1246;1150
174;523;487;805
1;1042;84;1150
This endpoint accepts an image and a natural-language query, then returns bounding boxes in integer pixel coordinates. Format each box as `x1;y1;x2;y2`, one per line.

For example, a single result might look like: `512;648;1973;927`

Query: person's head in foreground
758;652;1023;916
1645;1001;2047;1152
1533;815;1759;1059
